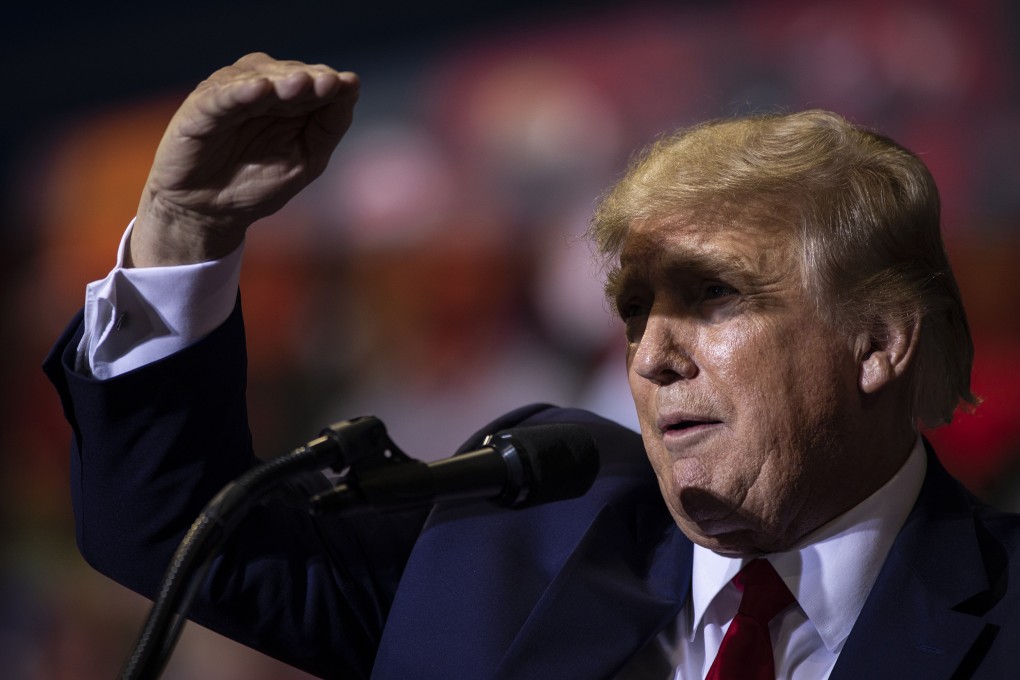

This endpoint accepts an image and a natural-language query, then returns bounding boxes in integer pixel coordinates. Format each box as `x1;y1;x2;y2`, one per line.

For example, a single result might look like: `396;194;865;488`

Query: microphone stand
118;415;411;680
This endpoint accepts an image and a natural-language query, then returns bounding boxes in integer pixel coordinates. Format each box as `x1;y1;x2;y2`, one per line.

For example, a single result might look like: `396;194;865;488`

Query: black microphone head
485;423;599;509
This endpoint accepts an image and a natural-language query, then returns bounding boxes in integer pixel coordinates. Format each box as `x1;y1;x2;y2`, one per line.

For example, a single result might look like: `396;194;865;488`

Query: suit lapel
494;505;690;680
372;493;689;680
830;448;1001;680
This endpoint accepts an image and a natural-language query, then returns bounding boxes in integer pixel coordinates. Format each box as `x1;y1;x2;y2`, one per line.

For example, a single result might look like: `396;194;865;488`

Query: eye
613;283;649;320
702;282;738;303
616;301;648;328
617;300;649;323
616;300;650;342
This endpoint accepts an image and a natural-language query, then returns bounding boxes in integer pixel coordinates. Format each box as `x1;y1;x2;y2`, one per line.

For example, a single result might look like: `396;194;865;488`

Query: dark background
2;2;1018;677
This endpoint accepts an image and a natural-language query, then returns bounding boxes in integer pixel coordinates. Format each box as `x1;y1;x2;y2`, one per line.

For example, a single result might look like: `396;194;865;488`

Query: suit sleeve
43;299;428;679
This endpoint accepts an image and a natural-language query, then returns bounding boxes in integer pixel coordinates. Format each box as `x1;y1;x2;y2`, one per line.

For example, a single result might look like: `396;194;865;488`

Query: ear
857;313;921;394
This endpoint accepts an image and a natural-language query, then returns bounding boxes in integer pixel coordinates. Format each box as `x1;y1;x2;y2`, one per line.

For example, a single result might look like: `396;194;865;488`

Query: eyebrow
606;246;760;304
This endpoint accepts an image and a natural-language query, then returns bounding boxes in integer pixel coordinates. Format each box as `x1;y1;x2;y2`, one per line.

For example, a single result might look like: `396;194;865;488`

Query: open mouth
663;419;721;433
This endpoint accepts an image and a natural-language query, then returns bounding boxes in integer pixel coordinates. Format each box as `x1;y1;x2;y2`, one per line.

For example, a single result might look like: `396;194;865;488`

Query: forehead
618;212;799;282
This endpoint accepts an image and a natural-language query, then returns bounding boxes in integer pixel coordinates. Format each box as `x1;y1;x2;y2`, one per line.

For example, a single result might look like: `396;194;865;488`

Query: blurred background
2;0;1018;677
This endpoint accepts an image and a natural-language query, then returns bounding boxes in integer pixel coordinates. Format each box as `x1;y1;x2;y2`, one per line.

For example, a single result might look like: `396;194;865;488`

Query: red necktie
705;559;795;680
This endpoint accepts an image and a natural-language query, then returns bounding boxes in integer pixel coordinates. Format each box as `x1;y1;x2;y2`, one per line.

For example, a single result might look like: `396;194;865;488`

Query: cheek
698;324;746;365
702;317;843;411
694;324;821;485
698;322;778;409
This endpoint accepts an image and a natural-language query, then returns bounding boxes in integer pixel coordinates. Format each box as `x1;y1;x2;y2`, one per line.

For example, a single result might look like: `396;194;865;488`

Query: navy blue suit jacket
44;303;1020;679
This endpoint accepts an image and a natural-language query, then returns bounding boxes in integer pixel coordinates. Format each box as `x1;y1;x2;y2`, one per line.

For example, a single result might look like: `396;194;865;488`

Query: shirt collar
688;435;927;650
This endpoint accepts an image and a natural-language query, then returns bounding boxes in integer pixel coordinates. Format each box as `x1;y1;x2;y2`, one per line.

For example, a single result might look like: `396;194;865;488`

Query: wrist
129;191;247;267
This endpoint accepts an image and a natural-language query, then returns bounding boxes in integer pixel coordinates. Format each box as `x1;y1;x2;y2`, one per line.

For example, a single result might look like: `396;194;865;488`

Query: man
44;53;1020;679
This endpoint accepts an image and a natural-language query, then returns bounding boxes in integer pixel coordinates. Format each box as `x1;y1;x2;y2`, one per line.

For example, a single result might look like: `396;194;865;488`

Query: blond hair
589;109;976;427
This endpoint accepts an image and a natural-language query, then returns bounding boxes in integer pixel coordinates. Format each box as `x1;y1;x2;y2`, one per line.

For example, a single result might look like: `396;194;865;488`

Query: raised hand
129;52;360;267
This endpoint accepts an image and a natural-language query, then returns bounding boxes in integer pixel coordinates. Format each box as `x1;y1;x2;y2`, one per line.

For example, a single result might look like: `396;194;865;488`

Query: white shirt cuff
75;220;244;379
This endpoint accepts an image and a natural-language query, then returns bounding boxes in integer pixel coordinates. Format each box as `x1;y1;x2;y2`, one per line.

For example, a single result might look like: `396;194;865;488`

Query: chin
672;505;789;556
689;528;769;556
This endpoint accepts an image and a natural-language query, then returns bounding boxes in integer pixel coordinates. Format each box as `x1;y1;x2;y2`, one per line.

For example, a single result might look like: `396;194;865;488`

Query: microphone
309;423;599;516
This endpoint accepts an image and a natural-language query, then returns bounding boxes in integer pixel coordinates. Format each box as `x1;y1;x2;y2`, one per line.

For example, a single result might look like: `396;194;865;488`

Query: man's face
614;213;867;555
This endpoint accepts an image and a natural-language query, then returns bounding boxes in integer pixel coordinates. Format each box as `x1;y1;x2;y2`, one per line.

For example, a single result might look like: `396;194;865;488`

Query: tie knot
733;559;795;623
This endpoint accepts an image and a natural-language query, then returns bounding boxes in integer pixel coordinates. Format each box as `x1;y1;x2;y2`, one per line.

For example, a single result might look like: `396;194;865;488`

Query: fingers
267;69;358;104
187;53;359;128
230;52;358;101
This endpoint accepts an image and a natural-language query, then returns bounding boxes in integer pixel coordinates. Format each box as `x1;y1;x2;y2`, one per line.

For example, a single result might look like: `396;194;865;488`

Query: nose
629;313;698;385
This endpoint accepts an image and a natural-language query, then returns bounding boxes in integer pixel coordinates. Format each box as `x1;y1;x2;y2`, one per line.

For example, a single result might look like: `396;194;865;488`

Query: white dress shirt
662;436;927;679
77;221;244;379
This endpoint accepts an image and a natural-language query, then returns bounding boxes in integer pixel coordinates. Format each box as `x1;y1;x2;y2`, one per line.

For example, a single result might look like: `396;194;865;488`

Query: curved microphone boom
309;423;600;516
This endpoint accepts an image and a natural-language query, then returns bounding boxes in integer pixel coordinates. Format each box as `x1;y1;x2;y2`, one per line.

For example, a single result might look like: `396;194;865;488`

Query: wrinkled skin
613;214;914;555
130;52;360;268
